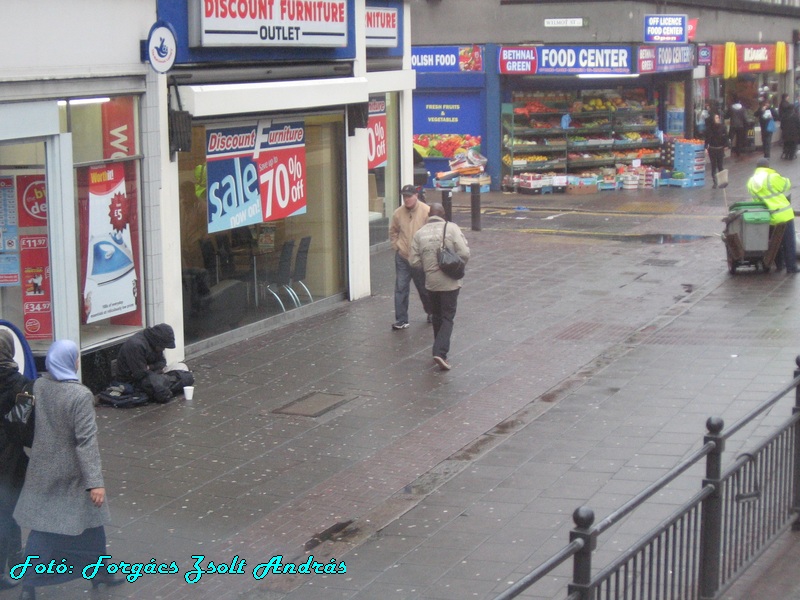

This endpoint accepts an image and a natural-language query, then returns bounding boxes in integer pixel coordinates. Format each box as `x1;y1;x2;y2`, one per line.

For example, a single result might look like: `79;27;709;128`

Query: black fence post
792;356;800;530
567;507;597;600
470;182;481;231
698;416;725;600
441;189;452;222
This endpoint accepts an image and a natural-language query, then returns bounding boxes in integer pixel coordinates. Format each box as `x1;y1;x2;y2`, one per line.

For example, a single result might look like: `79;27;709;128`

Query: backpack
96;381;150;408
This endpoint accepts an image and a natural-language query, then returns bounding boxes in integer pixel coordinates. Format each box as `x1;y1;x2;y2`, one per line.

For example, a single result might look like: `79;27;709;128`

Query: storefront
161;0;416;349
497;44;695;185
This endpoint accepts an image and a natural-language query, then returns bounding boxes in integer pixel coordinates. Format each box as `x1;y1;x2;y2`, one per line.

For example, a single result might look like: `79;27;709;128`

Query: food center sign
191;0;348;47
637;45;694;73
643;14;688;44
498;46;632;75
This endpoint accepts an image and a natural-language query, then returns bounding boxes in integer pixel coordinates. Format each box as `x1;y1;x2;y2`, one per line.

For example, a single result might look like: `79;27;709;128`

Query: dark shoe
91;571;126;588
392;321;409;330
19;587;35;600
426;313;433;324
712;183;718;189
433;356;451;371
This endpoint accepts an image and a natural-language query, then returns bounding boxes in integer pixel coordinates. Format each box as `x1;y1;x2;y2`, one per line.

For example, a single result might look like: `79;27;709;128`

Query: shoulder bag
437;221;466;280
5;380;35;446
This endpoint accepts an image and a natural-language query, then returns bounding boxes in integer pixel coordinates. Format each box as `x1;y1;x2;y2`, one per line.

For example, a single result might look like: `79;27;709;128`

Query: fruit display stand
502;90;661;184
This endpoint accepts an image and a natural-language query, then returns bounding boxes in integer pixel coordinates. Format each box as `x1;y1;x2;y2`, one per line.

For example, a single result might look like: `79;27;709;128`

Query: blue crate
669;177;705;188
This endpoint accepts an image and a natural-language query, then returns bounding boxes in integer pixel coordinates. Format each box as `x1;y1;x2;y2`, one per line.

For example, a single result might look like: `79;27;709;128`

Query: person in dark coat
725;98;748;157
754;99;776;159
781;106;800;160
115;323;193;403
705;113;729;189
13;340;123;599
0;331;30;590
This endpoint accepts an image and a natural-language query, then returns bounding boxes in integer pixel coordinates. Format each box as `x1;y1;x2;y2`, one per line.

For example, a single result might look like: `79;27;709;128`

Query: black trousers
430;288;460;360
707;147;725;184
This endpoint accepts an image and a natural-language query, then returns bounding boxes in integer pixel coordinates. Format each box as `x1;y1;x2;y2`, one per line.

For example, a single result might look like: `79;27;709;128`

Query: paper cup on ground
183;386;195;400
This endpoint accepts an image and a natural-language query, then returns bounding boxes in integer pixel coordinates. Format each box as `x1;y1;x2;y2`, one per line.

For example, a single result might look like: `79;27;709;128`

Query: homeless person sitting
115;324;194;403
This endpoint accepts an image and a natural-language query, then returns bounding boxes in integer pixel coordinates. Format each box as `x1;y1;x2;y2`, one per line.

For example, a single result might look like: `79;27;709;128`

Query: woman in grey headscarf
0;330;30;589
13;340;122;599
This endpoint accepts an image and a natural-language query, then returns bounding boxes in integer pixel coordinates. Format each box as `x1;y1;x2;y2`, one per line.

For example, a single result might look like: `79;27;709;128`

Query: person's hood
144;323;176;349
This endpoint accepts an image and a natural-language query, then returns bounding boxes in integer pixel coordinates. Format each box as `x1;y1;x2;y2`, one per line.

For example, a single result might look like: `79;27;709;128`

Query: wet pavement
9;151;800;599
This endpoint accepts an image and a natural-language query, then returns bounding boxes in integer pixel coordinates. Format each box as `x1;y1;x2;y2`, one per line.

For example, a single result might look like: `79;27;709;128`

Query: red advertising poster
19;235;52;340
709;44;725;78
16;175;47;228
80;163;140;324
255;120;308;222
101;96;136;159
368;98;388;170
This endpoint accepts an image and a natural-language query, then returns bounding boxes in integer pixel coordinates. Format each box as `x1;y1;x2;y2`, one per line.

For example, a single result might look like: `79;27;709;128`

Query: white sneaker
433;356;451;370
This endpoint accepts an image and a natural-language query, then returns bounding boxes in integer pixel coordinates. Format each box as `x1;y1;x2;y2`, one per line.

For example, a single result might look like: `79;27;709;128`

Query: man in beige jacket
409;203;470;370
389;185;432;329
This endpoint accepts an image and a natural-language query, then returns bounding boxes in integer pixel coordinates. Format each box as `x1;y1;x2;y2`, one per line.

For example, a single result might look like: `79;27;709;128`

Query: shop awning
179;76;371;117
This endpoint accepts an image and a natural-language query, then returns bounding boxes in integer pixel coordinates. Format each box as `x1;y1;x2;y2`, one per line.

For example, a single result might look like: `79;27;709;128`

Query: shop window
67;96;145;349
178;113;345;344
367;93;400;246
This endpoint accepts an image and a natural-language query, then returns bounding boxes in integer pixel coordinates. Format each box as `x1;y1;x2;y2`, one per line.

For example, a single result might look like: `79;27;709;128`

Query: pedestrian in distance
13;340;124;600
781;105;800;160
409;203;470;371
747;158;798;273
115;323;193;403
0;331;31;590
389;184;432;330
725;97;748;157
705;113;729;189
755;98;776;159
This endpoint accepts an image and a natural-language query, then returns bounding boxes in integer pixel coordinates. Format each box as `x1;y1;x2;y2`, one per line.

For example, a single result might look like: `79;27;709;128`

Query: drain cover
274;391;354;417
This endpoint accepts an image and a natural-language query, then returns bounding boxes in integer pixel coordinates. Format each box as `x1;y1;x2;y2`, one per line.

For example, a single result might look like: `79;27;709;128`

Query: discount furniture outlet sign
205;119;307;233
191;0;348;47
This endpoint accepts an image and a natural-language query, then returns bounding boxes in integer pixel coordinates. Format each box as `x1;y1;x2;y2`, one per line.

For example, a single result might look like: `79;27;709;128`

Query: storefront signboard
19;235;52;340
498;46;632;75
737;44;776;73
191;0;348;48
412;45;484;73
81;164;139;324
697;45;712;66
206;119;307;233
365;6;397;48
643;14;688;44
637;45;694;74
368;98;388;169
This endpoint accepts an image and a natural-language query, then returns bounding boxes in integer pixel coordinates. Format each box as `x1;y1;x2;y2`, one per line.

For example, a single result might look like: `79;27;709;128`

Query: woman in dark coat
705;113;729;189
0;331;30;589
13;340;122;599
781;106;800;160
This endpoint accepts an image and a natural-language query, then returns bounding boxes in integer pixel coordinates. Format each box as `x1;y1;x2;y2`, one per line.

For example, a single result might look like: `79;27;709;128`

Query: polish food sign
192;0;348;47
206;119;307;233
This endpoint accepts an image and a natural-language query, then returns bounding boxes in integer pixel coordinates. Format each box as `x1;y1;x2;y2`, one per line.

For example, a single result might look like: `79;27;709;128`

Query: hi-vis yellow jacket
747;167;794;225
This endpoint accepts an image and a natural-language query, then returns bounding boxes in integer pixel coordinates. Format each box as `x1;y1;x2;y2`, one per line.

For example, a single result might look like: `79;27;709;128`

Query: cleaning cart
722;201;784;274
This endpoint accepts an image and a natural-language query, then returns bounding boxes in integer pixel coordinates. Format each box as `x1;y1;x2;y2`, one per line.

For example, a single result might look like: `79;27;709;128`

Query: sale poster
205;119;307;233
368;98;388;170
15;174;46;228
19;235;52;340
81;164;139;324
101;96;136;159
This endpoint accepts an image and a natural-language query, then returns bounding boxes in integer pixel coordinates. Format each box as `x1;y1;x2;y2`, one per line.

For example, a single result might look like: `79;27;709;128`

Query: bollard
470;182;481;231
441;190;453;222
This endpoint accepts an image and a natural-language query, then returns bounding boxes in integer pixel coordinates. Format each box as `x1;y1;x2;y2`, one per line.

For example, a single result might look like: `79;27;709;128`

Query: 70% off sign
257;122;308;222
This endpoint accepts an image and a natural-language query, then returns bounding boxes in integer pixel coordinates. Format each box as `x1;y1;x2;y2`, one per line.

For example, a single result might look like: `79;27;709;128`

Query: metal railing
494;358;800;600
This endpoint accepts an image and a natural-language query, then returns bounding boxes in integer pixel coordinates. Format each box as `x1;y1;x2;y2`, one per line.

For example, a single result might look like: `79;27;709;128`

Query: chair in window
260;240;301;311
290;236;312;304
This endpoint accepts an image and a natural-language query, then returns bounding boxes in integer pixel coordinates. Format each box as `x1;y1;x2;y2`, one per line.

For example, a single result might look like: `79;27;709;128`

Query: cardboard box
567;183;598;195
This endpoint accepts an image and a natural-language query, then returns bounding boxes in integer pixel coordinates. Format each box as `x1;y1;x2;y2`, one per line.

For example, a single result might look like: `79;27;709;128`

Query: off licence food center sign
194;0;348;46
498;46;632;75
205;120;308;234
643;14;688;44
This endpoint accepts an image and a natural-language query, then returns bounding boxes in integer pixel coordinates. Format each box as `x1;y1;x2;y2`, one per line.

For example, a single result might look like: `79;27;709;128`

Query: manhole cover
274;391;355;417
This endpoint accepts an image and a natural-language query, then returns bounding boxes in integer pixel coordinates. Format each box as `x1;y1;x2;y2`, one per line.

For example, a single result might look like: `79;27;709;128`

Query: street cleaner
747;158;798;273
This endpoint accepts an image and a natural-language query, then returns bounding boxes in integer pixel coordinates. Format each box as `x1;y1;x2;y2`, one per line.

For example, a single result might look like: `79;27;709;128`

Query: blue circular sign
146;20;177;74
